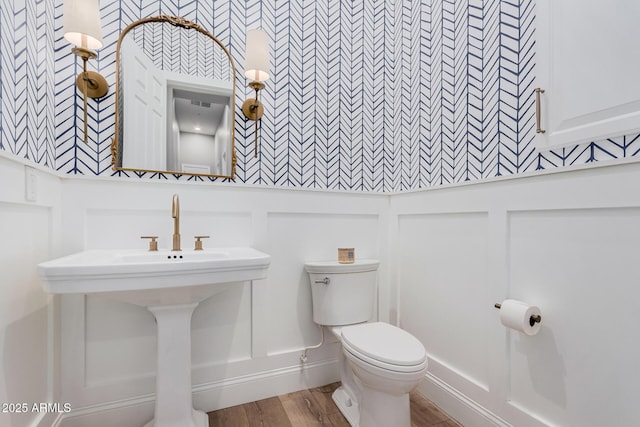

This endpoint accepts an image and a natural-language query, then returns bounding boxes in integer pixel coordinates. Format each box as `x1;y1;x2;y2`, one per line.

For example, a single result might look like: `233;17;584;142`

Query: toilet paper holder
494;303;542;327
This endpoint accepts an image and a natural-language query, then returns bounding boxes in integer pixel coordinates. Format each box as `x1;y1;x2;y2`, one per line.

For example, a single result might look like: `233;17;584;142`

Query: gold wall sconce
242;29;270;158
63;0;109;144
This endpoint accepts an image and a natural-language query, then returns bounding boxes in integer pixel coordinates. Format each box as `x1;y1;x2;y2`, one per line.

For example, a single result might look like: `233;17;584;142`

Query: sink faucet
172;194;181;251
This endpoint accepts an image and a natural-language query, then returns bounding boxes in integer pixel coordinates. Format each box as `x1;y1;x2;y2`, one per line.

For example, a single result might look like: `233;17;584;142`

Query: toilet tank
304;259;380;326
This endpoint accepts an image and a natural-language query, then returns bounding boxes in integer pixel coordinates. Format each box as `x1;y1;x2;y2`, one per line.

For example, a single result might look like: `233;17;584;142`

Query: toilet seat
341;322;427;373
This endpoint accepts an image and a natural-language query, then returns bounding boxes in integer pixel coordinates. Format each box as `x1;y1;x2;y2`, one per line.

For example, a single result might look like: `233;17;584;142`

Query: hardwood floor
207;382;460;427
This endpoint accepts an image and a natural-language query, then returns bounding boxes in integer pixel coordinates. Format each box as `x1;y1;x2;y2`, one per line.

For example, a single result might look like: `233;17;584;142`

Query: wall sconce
242;29;270;158
63;0;108;144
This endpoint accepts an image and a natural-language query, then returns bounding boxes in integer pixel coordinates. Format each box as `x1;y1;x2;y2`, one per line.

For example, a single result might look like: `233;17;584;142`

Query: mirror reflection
112;16;236;178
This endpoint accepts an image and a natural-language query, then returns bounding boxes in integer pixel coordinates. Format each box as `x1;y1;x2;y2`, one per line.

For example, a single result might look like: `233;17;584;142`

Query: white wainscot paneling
265;212;380;355
508;208;640;427
0;202;52;427
55;183;385;424
397;212;491;392
84;208;253;250
84;296;157;387
61;205;255;407
191;283;252;372
83;283;251;387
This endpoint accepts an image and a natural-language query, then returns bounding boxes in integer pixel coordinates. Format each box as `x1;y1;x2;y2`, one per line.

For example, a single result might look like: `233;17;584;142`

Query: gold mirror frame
111;15;237;179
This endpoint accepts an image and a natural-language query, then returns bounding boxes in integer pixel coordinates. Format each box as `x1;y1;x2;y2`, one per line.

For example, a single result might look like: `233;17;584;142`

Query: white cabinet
535;0;640;150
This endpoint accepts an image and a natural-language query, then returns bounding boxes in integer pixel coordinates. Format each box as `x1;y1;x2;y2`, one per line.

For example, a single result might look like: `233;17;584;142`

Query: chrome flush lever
314;277;330;285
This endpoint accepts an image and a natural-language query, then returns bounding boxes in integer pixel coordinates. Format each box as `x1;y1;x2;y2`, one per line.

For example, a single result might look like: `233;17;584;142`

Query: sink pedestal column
144;302;208;427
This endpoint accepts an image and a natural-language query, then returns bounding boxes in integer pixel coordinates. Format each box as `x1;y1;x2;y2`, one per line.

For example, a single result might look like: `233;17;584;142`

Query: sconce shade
63;0;104;50
244;29;270;82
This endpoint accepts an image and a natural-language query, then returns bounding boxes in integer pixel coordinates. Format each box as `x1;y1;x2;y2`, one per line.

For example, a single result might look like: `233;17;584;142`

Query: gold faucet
172;194;181;251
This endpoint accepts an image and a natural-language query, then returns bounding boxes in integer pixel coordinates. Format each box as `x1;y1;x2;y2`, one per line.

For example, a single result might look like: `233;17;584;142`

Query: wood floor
207;382;460;427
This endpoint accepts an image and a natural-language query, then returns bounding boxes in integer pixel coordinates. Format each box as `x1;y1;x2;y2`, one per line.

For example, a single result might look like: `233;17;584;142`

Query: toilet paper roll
498;299;541;336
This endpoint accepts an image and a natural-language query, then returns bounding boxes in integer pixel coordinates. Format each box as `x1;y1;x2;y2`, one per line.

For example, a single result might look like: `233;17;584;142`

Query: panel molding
393;161;640;426
419;374;511;427
53;358;338;427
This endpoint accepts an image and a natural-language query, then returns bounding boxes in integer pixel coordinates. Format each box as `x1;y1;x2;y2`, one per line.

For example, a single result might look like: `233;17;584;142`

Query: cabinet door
121;36;167;170
535;0;640;150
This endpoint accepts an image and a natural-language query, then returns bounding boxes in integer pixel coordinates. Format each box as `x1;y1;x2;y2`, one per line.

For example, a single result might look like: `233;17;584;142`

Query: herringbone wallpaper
1;0;639;192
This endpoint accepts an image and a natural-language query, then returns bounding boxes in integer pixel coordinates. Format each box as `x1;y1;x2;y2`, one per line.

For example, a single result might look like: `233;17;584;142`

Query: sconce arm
242;80;266;158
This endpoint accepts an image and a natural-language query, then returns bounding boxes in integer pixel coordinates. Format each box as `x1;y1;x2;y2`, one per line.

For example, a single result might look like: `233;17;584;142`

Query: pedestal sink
38;247;270;427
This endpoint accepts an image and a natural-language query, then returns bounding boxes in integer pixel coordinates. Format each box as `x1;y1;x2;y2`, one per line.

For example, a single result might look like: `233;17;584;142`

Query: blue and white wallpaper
130;22;232;82
0;0;56;168
1;0;639;192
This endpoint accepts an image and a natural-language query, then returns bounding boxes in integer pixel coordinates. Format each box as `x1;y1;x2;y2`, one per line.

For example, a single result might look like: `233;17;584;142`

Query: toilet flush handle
315;277;330;285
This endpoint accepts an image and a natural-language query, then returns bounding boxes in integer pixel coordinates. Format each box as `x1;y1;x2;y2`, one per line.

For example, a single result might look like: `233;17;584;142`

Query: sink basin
38;246;270;427
38;247;270;306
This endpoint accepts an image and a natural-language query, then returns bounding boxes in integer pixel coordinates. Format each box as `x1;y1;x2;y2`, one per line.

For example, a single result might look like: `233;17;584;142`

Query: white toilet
304;259;427;427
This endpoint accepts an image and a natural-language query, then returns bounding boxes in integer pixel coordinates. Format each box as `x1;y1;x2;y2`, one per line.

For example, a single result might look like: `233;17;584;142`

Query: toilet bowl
332;322;427;427
304;260;428;427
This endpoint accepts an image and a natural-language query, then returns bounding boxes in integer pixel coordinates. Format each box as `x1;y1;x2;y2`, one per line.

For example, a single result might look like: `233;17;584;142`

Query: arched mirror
111;15;236;178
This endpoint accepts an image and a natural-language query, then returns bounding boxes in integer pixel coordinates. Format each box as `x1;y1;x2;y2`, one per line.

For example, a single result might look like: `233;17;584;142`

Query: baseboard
418;373;512;427
53;358;339;427
31;411;62;427
192;357;339;410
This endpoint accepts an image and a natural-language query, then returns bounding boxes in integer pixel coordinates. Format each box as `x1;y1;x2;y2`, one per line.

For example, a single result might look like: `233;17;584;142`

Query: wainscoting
0;155;62;427
4;151;640;427
392;161;640;427
54;177;390;426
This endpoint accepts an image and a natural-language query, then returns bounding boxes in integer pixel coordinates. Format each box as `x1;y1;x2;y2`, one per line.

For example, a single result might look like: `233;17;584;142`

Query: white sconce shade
244;29;270;82
63;0;108;145
63;0;104;50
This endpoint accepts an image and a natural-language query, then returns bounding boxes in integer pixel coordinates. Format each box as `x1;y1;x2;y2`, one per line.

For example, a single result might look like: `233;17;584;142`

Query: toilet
304;259;427;427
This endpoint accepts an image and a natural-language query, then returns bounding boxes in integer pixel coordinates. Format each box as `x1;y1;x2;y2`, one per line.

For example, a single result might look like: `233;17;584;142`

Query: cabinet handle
535;88;546;134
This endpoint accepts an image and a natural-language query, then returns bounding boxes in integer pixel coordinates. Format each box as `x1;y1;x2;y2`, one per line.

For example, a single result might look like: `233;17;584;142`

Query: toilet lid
341;322;426;367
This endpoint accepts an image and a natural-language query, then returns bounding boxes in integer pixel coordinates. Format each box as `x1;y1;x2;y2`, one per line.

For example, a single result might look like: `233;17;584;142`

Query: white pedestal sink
38;247;270;427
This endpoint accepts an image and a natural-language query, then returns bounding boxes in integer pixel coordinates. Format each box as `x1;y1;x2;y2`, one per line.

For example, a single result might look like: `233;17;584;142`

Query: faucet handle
141;236;159;251
194;235;210;251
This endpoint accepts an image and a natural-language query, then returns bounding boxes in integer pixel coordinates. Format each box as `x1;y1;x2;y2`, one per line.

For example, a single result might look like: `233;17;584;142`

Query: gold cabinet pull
535;88;546;134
